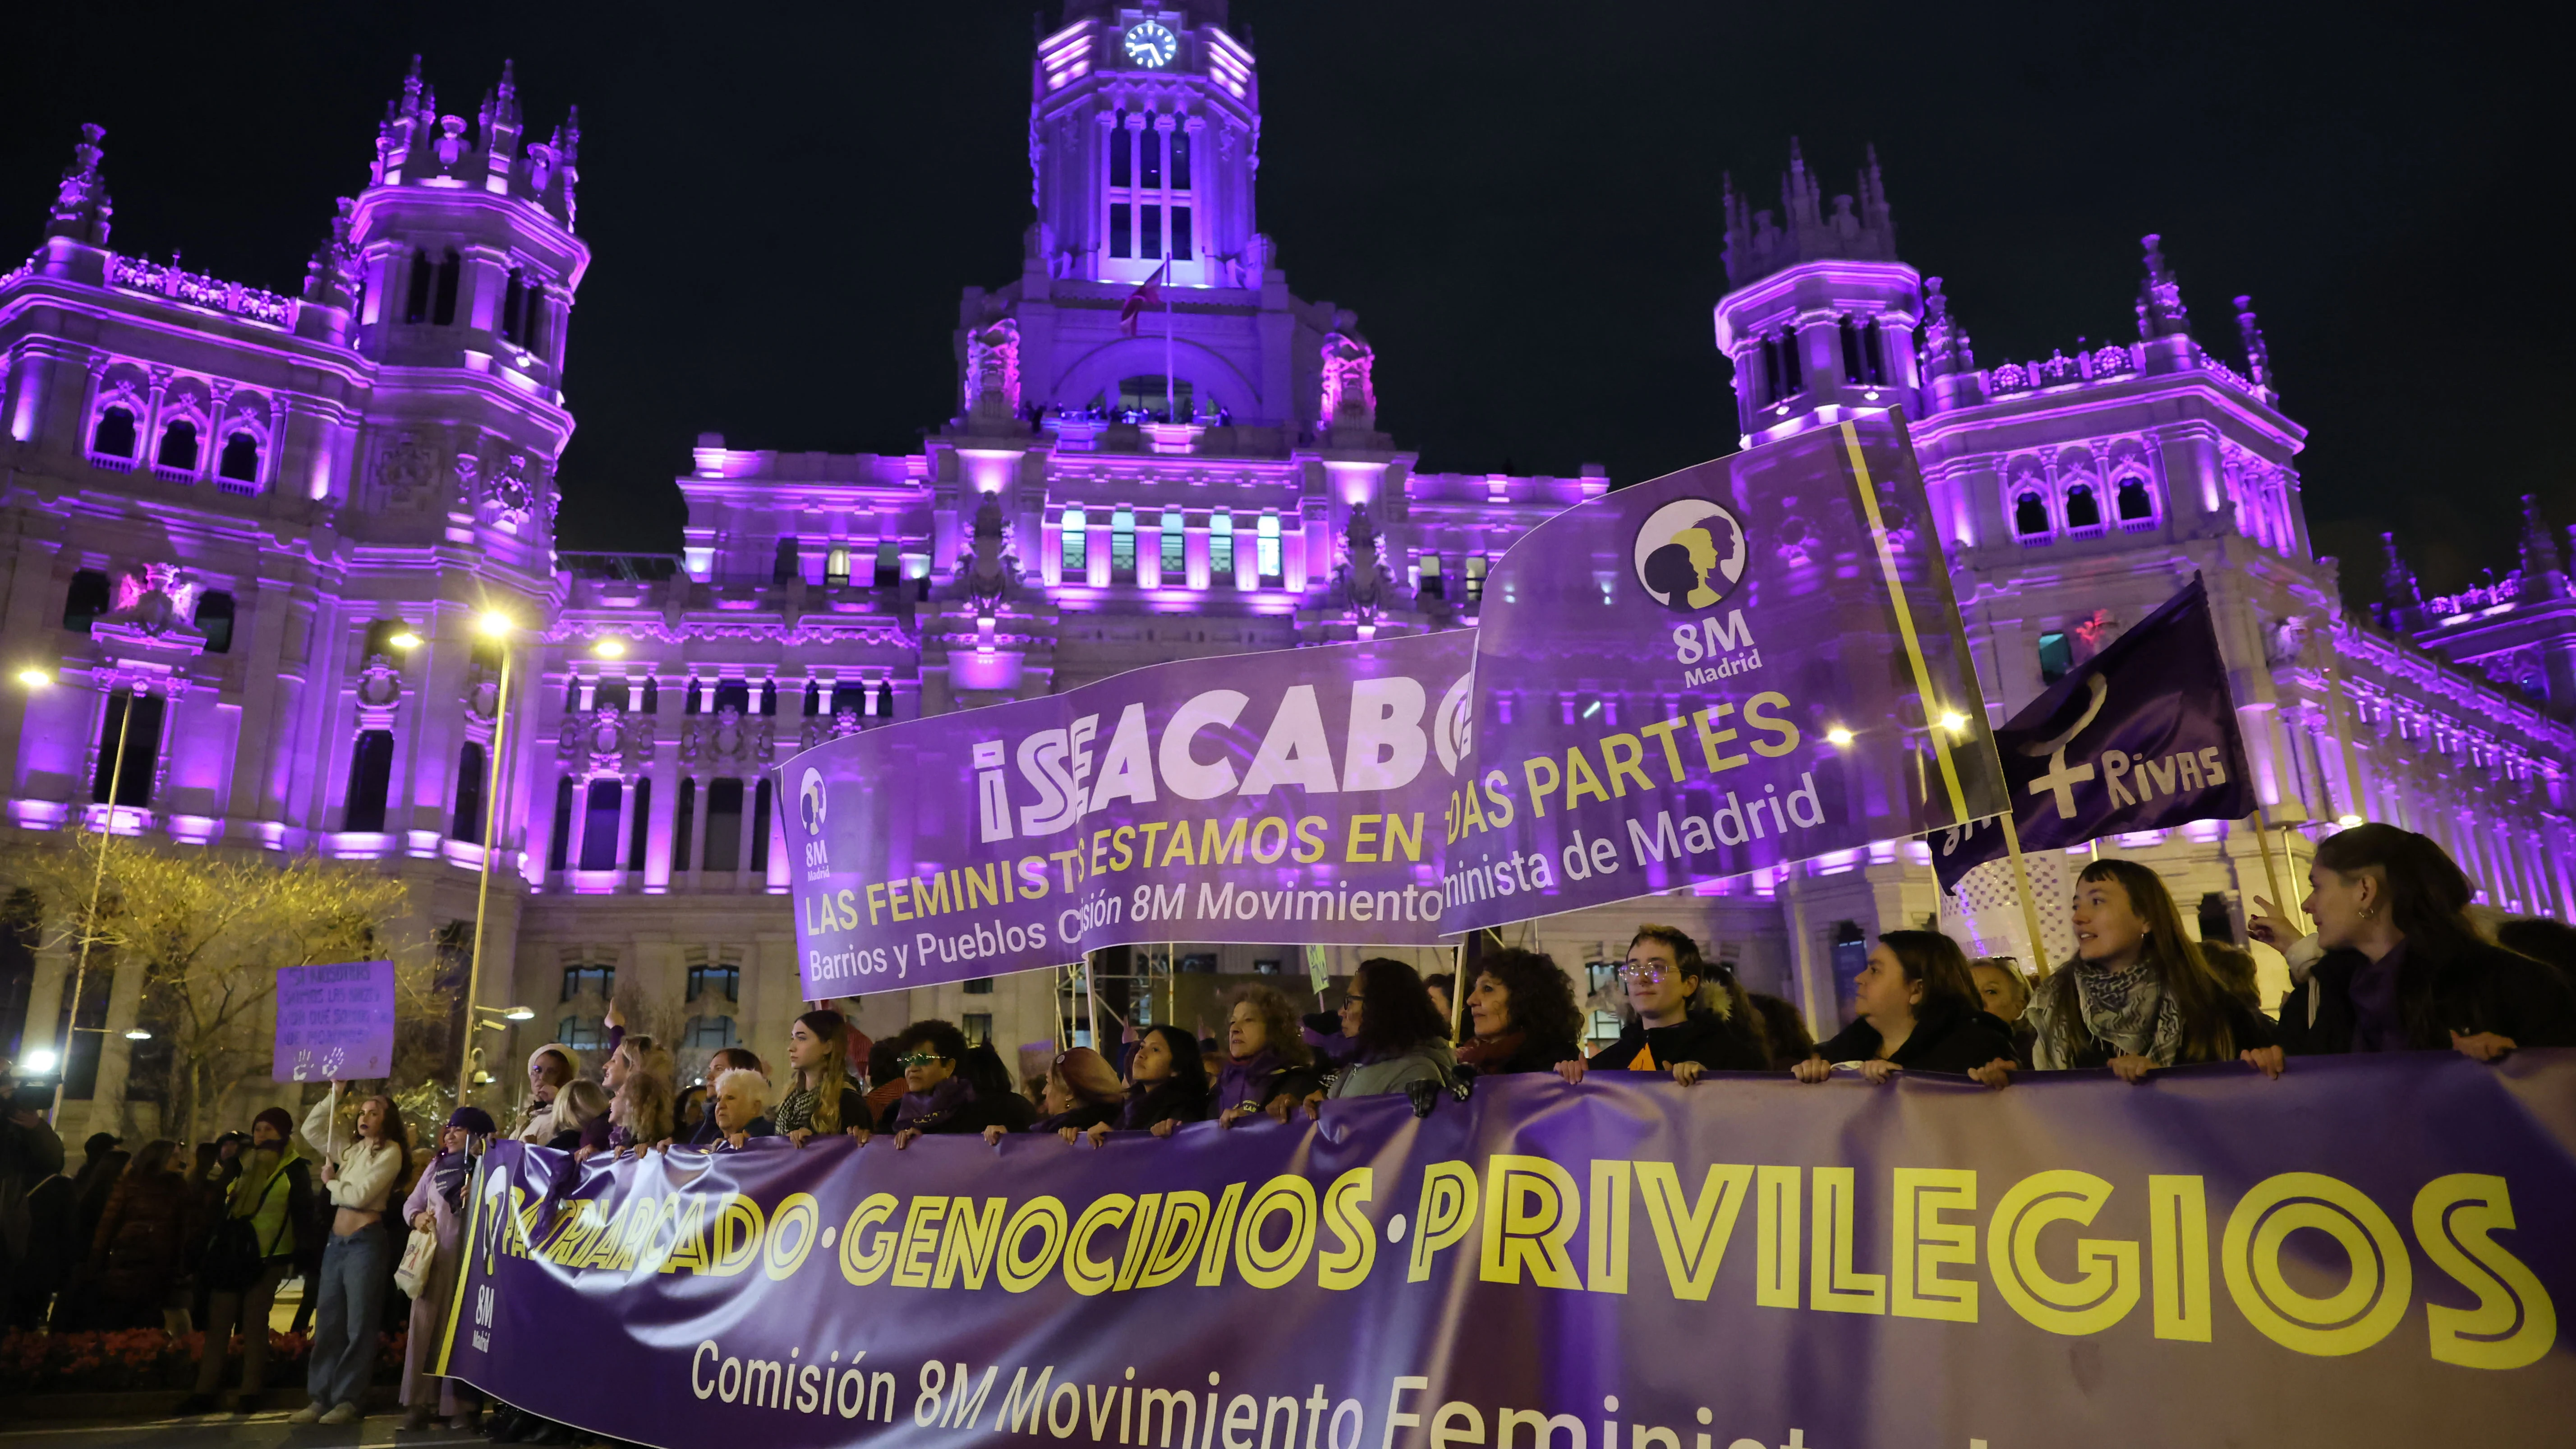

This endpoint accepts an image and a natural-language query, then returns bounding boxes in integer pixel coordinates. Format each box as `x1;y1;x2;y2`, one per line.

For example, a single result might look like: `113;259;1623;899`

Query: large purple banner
440;1053;2573;1447
1446;416;2005;930
782;634;1472;996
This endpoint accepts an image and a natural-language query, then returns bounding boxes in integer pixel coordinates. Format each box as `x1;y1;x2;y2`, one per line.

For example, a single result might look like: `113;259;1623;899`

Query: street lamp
16;667;50;689
591;637;626;659
47;666;143;1127
458;612;519;1107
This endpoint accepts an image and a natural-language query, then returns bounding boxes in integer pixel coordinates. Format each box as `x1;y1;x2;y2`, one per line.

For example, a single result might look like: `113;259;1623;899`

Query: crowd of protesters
1;820;2571;1434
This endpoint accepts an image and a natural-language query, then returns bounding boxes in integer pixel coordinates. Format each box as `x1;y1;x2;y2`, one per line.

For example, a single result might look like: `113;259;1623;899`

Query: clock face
1123;20;1177;69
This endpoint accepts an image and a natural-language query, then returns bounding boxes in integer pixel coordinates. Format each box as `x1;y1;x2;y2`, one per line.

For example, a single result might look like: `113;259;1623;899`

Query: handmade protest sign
271;959;396;1082
782;633;1472;997
438;1052;2575;1449
1445;414;2007;929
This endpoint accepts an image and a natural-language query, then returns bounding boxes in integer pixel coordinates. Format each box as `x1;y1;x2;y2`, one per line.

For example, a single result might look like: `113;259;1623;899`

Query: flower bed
0;1328;405;1395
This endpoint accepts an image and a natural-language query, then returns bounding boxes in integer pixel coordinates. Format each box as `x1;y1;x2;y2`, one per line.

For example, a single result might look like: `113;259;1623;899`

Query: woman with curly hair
1212;983;1322;1125
1460;948;1584;1075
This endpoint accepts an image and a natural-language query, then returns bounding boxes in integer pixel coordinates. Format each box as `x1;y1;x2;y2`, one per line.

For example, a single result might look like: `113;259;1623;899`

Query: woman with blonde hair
1211;983;1320;1125
776;1009;870;1146
2013;857;2282;1083
543;1078;610;1151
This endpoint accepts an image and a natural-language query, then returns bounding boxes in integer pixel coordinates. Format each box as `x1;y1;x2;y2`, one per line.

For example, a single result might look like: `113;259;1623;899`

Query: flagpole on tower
1164;246;1176;422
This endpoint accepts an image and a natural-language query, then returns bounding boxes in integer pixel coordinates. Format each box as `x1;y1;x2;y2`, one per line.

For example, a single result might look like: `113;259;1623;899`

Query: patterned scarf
2029;955;2183;1068
891;1076;977;1132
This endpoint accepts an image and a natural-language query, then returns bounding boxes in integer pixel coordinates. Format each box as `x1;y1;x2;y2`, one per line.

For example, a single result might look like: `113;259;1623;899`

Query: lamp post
42;667;135;1129
458;611;518;1108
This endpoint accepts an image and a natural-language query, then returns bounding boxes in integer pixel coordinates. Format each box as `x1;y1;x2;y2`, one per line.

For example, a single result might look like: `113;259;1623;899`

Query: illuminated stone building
6;5;2571;1132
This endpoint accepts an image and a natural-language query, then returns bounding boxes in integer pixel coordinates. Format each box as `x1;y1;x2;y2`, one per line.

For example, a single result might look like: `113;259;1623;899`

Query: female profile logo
1632;496;1748;611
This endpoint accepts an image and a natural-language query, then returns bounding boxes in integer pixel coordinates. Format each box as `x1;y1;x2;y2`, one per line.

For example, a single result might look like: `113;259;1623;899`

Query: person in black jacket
1458;949;1585;1076
2253;824;2576;1059
1794;930;2018;1085
1557;924;1769;1084
2010;858;2284;1086
987;1047;1124;1141
1069;1026;1207;1145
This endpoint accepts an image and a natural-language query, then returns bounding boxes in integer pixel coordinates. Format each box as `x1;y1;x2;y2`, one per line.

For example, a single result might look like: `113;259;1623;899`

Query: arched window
90;405;138;460
2116;477;2155;526
1861;317;1887;386
1839;316;1866;384
156;420;198;473
344;730;395;833
404;248;434;324
672;777;697;872
432;247;462;327
500;268;528;347
1062;508;1088;572
2065;483;2102;531
217;431;260;487
547;776;575;869
63;569;111;632
193;590;235;653
750;777;775;872
2014;492;2050;540
453;742;487;842
92;688;164;807
1099;376;1192;419
703;778;745;873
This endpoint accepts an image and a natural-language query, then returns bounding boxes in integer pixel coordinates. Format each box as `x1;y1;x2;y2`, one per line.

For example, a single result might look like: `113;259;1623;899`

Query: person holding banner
2015;859;2283;1083
2254;823;2576;1058
1557;925;1771;1085
288;1093;410;1426
709;1068;777;1147
990;1046;1125;1140
1968;958;2036;1068
774;1010;871;1147
1303;959;1455;1113
1211;985;1323;1126
1458;950;1585;1077
883;1021;1026;1143
1791;932;2017;1084
399;1107;493;1432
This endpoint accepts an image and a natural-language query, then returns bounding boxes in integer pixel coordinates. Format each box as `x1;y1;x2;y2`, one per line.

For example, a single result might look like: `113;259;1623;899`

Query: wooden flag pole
1996;809;2055;977
2249;805;2291;940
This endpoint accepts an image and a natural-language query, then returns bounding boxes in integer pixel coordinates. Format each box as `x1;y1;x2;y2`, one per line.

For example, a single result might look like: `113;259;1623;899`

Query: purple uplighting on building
5;2;2571;1127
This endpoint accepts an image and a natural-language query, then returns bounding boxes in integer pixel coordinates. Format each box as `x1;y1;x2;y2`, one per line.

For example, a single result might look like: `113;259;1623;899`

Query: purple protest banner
438;1052;2574;1447
781;633;1473;997
1446;413;2007;928
271;958;396;1082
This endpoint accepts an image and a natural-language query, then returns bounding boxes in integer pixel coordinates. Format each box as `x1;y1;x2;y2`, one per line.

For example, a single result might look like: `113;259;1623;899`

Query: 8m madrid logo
798;768;829;875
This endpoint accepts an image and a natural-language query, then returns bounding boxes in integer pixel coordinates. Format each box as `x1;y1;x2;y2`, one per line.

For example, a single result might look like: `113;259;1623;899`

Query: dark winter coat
1207;1051;1322;1116
1587;1009;1769;1074
1031;1101;1121;1134
1115;1079;1206;1133
90;1168;192;1322
1809;1002;2020;1075
2279;938;2576;1055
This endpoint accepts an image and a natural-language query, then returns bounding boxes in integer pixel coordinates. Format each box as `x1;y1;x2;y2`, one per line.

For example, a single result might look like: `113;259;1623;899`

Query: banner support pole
1996;810;2054;978
1449;945;1464;1042
2249;805;2291;940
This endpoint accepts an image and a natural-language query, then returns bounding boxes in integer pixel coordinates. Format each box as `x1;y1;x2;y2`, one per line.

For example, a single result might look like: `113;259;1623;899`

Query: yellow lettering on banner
1634;1162;1753;1302
2148;1175;2210;1342
761;1194;819;1281
659;1194;707;1275
1561;749;1610;810
1064;1194;1135;1296
1411;1162;1479;1282
995;1196;1067;1294
1522;756;1561;818
1138;1191;1209;1289
1113;1194;1165;1292
892;1197;947;1288
936;1196;1007;1290
1234;1175;1317;1289
2221;1172;2410;1357
1478;1155;1582;1289
577;1195;640;1270
2412;1173;2557;1370
1989;1170;2137;1335
1755;1166;1800;1308
1345;815;1382;863
539;1197;598;1264
1809;1167;1886;1314
1585;1160;1630;1295
1196;1181;1247;1286
1316;1168;1376;1290
1890;1169;1976;1322
838;1194;899;1285
707;1194;765;1277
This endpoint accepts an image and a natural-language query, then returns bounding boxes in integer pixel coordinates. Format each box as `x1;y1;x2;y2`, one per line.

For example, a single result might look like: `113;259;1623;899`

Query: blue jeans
306;1227;390;1408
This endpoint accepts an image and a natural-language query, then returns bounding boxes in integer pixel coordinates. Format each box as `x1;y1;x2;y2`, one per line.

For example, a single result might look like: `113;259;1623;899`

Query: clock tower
1028;3;1259;290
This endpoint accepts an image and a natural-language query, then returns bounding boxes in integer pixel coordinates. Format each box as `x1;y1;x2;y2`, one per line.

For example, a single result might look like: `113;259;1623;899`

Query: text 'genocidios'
475;1154;2553;1370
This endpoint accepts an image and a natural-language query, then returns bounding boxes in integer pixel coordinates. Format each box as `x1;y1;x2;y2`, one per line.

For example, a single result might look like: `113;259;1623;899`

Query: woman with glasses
1556;924;1769;1084
1299;958;1455;1114
1794;930;2017;1086
883;1020;1026;1145
1459;949;1585;1076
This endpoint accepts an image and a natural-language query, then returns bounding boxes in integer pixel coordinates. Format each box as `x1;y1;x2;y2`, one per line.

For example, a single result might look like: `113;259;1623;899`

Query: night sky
2;2;2562;609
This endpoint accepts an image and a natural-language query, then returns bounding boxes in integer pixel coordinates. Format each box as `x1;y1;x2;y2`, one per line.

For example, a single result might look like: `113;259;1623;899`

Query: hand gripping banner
439;1053;2572;1448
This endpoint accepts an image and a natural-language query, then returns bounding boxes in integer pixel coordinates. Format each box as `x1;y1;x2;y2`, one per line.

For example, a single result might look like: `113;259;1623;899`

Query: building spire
46;123;113;246
1919;276;1975;379
2135;233;2191;339
1720;142;1899;288
2233;294;2273;399
2521;495;2564;580
2381;532;2422;609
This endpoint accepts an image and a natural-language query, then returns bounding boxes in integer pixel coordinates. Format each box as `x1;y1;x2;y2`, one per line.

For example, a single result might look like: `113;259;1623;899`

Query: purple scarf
1211;1049;1284;1113
892;1076;978;1132
430;1149;472;1212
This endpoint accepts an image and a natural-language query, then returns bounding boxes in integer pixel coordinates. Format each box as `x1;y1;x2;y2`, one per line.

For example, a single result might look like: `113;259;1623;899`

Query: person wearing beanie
178;1107;313;1415
516;1044;582;1143
398;1107;496;1431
